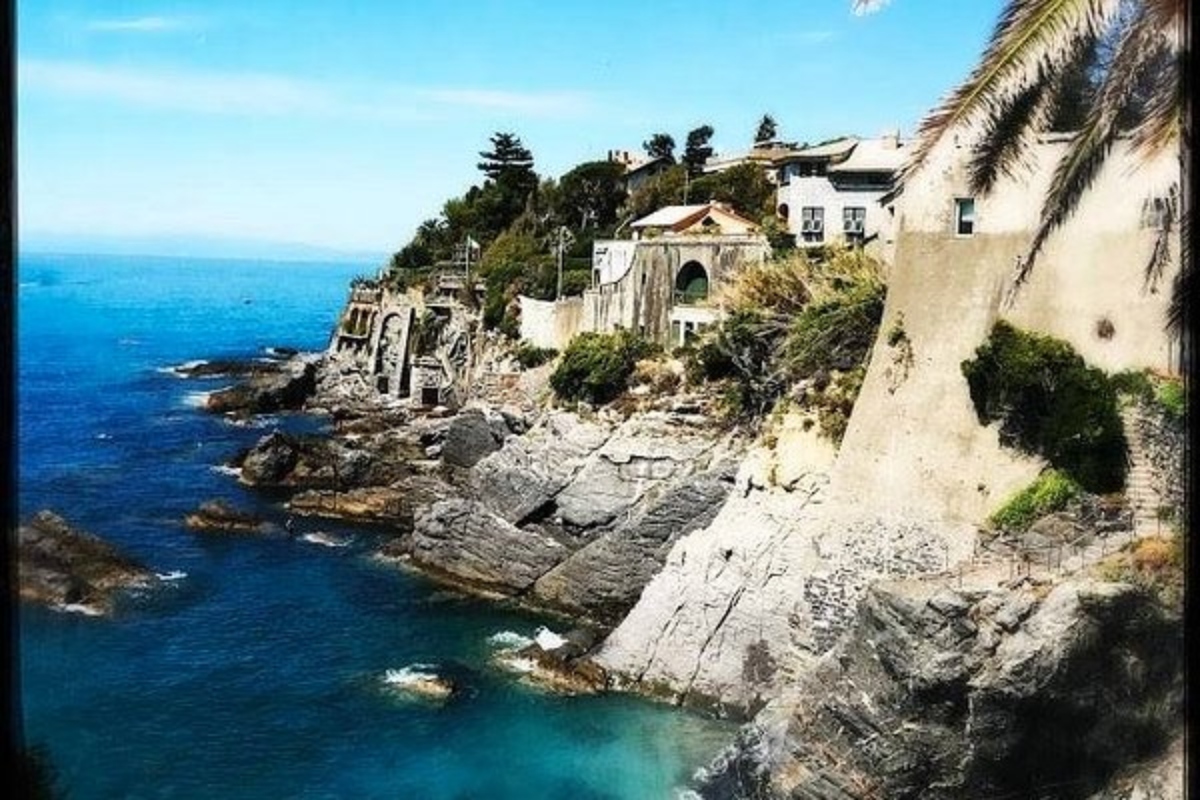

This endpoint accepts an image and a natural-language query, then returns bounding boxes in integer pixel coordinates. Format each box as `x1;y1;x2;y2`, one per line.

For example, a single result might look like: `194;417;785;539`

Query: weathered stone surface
440;407;511;468
406;499;569;592
469;412;613;524
551;413;730;530
18;510;155;614
531;461;737;622
184;499;267;534
693;577;1184;799
205;356;317;415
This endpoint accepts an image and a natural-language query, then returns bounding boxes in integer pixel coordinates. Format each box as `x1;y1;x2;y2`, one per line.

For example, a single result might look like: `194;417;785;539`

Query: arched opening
675;261;709;305
777;203;789;221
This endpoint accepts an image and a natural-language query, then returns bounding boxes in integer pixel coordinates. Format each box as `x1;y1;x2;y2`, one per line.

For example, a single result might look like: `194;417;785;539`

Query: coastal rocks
492;628;607;695
205;355;318;416
400;409;742;623
440;406;515;468
470;411;614;524
405;499;568;592
381;665;458;702
184;500;267;534
693;577;1184;799
235;429;419;493
17;510;155;615
530;461;738;623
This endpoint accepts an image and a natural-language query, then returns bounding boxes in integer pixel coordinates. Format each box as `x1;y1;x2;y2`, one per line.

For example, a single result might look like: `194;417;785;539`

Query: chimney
880;128;900;149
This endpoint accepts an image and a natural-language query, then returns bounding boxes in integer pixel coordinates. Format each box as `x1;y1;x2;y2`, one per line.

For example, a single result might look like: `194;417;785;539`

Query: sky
16;0;1007;261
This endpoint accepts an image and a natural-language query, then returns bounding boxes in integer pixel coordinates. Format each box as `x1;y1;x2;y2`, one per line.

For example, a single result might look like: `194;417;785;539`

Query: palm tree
859;0;1189;335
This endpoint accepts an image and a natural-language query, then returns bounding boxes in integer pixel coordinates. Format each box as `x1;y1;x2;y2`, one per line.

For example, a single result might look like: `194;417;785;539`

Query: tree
754;114;778;144
887;0;1188;333
623;164;688;222
643;132;676;162
682;125;715;176
688;162;777;220
554;160;628;230
477;132;535;180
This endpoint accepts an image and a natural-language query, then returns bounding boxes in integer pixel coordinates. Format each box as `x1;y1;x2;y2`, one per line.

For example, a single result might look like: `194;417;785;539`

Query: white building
773;133;906;258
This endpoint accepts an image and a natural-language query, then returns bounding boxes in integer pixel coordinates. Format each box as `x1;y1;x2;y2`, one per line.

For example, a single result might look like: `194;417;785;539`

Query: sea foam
534;626;567;651
487;630;534;650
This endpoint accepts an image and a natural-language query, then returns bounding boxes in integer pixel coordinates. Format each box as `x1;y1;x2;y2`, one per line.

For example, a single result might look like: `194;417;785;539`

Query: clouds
852;0;893;16
18;59;592;122
84;15;199;33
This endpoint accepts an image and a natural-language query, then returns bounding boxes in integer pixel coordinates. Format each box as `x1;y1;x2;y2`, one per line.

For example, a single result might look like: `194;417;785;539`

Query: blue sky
17;0;1006;260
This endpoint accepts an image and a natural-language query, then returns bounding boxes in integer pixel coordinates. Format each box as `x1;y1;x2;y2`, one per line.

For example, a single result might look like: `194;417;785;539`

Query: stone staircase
1122;406;1164;537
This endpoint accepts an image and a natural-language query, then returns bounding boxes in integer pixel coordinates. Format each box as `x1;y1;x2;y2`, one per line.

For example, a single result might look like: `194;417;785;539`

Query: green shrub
988;469;1082;533
514;342;557;370
550;330;658;405
1109;368;1155;401
782;281;885;375
962;321;1127;492
1155;379;1185;421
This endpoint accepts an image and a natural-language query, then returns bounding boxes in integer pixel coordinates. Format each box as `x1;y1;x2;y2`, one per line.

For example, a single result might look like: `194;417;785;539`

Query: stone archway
675;261;710;305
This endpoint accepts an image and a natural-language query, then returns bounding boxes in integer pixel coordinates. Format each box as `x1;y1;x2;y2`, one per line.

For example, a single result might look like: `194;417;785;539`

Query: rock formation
17;510;156;615
692;576;1183;799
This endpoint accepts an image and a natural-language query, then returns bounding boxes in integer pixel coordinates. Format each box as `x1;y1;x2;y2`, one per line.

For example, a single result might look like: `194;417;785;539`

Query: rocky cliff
393;409;742;624
691;575;1183;799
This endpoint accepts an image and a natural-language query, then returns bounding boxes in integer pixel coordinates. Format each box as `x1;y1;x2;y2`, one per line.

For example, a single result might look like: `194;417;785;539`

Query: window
954;198;976;236
800;207;824;243
843;207;866;245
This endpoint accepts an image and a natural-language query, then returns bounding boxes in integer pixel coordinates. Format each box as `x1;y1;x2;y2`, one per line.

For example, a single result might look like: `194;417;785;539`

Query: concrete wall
830;136;1181;525
518;295;584;351
519;236;770;349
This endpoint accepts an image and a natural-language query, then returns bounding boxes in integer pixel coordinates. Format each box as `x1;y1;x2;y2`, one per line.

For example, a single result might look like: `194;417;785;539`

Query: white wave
155;570;188;582
209;464;242;478
487;630;533;650
157;359;208;377
117;338;142;346
221;415;277;429
95;432;112;440
183;389;224;408
55;602;103;617
301;531;351;548
534;626;567;651
383;664;438;685
18;281;39;289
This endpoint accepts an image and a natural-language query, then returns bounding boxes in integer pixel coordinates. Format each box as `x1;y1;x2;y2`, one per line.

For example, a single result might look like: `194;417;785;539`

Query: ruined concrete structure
327;276;479;407
520;202;771;351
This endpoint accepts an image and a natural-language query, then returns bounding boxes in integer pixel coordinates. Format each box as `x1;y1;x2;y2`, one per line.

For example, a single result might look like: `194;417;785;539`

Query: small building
520;202;770;350
700;141;805;184
773;133;906;259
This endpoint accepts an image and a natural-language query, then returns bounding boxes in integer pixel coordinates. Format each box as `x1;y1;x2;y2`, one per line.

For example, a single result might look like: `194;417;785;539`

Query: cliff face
692;576;1183;799
395;409;743;625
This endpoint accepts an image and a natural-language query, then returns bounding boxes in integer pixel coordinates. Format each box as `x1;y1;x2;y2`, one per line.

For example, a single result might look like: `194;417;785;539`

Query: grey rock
205;356;317;416
441;408;509;468
532;463;737;622
408;499;569;592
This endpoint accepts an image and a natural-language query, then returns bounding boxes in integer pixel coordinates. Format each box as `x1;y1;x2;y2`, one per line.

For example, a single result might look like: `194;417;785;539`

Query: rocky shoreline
170;345;1185;798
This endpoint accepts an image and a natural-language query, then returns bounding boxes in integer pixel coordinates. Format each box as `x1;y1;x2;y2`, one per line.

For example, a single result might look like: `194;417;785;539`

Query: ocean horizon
15;251;733;799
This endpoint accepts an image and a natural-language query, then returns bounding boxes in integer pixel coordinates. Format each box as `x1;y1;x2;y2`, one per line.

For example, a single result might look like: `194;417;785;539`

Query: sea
14;252;735;799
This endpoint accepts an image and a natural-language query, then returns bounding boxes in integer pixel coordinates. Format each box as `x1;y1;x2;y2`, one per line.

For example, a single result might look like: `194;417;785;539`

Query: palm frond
902;0;1121;185
1010;3;1170;289
1142;183;1178;291
967;82;1052;194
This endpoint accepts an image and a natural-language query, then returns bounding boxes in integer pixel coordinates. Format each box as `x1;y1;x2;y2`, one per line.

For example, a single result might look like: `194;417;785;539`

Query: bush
962;321;1127;492
514;342;557;370
988;469;1082;533
550;330;658;405
1155;379;1185;421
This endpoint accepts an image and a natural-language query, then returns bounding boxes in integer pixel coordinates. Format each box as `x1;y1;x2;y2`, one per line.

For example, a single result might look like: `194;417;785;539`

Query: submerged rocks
491;627;607;695
381;665;459;702
184;499;268;534
17;510;156;615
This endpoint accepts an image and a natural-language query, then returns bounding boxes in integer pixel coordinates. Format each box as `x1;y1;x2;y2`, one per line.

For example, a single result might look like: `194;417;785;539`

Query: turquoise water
15;253;732;799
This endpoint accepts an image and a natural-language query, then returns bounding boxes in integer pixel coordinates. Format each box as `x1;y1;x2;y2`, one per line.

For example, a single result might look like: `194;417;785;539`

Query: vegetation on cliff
684;246;885;439
962;320;1127;492
549;330;659;406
